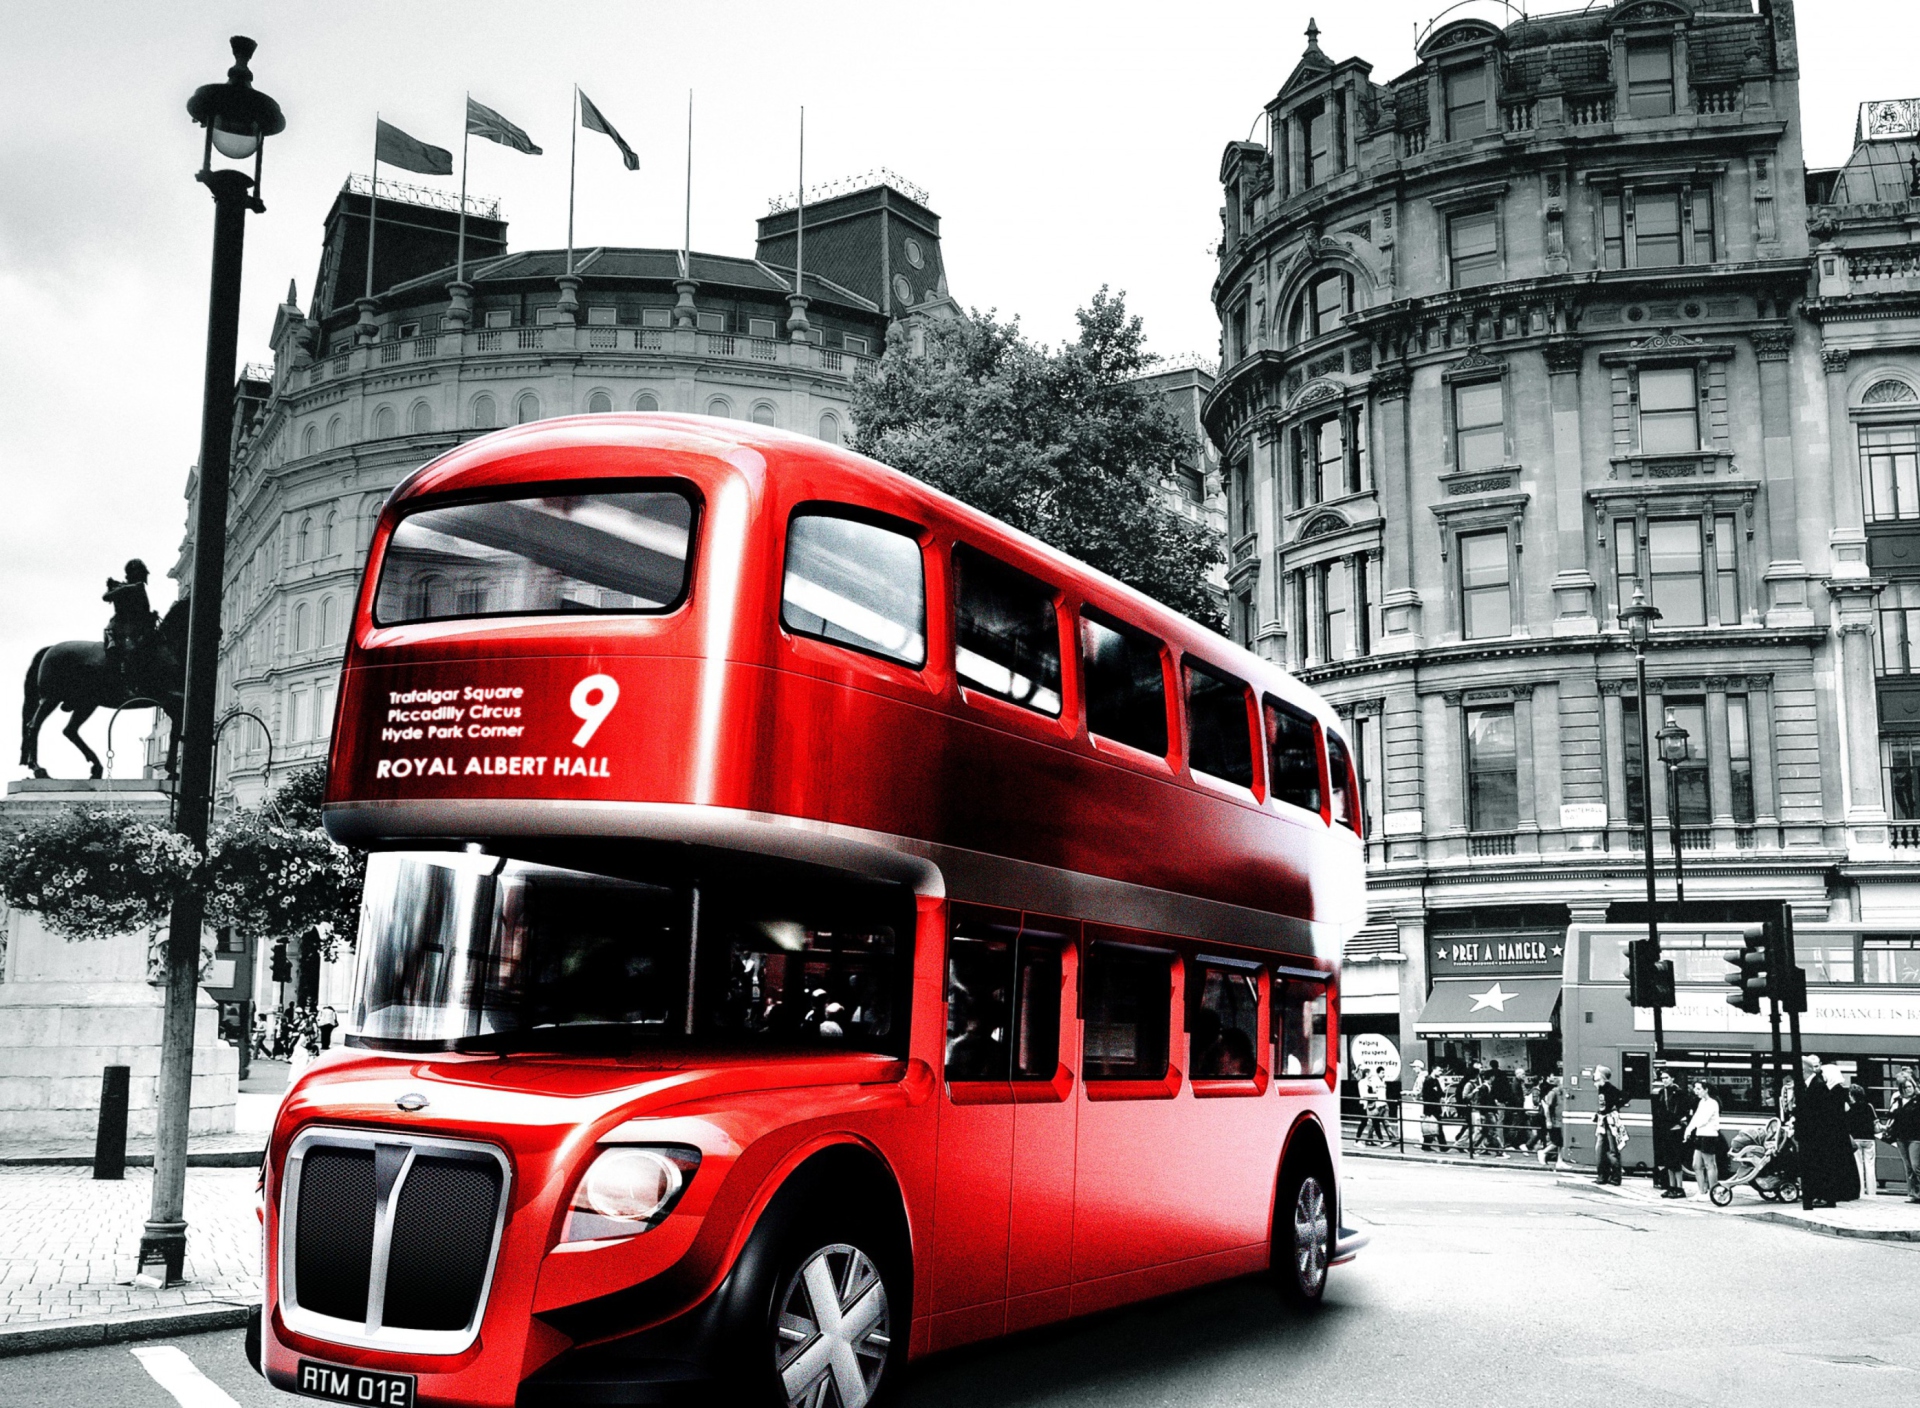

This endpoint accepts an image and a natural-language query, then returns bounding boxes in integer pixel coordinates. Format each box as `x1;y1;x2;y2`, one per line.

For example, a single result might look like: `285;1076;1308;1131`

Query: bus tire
755;1218;905;1408
1275;1159;1333;1308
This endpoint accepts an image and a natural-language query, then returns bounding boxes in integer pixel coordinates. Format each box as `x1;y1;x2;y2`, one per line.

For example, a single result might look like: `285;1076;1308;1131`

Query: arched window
818;412;842;445
1291;270;1353;345
706;396;732;419
321;510;337;557
750;401;778;426
515;391;541;424
633;391;660;412
372;404;397;438
408;399;434;433
293;601;310;653
325;415;342;449
295;517;311;561
301;423;319;457
407;574;449;619
471;393;497;429
319;596;336;645
587;389;614;414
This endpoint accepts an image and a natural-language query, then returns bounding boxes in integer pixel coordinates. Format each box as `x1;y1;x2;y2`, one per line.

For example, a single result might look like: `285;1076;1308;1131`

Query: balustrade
1567;95;1614;125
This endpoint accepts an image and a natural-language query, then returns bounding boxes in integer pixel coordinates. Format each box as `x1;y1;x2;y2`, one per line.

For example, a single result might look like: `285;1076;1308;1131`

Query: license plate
295;1359;416;1408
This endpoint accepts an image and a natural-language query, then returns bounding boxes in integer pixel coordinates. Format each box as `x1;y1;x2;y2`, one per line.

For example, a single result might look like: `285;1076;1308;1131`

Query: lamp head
1620;584;1660;645
1658;705;1690;765
187;37;284;181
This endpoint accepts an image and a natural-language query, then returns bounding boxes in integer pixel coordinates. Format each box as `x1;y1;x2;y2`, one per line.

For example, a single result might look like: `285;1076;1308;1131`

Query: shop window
1862;425;1920;523
1449;210;1500;288
1275;977;1328;1077
1264;696;1323;814
1458;528;1512;639
1445;64;1489;141
1638;367;1699;453
1081;609;1168;756
1186;660;1255;788
1190;962;1261;1080
1454;381;1504;473
1625;40;1676;118
1083;944;1172;1081
1465;705;1517;833
1728;696;1755;825
781;511;927;666
953;544;1061;715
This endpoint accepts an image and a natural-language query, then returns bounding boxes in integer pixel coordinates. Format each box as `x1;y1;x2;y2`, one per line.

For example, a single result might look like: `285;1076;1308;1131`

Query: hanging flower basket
0;807;202;943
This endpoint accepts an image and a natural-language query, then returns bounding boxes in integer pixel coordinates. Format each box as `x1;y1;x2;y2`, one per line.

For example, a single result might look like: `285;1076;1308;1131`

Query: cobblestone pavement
0;1167;259;1327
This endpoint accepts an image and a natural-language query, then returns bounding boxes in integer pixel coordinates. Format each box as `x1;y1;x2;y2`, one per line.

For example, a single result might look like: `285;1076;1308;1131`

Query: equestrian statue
21;559;190;779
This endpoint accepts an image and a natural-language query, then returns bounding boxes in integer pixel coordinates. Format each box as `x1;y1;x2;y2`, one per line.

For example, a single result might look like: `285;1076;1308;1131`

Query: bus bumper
1332;1225;1368;1266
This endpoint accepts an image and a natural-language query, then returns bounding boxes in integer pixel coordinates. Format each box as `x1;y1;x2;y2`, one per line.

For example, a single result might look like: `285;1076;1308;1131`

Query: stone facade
1204;1;1913;1066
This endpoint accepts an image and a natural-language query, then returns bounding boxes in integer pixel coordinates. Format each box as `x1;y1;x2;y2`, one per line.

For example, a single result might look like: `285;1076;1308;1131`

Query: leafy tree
850;288;1225;629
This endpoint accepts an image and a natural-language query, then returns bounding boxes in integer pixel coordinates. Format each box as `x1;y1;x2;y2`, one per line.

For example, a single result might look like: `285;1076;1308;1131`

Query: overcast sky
3;1;1913;778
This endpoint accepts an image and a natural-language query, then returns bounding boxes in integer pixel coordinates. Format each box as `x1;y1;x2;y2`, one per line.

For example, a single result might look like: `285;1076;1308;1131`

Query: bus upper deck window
1186;660;1255;789
953;545;1061;716
373;488;696;625
782;511;927;666
1080;610;1168;757
1264;696;1323;815
1326;732;1359;833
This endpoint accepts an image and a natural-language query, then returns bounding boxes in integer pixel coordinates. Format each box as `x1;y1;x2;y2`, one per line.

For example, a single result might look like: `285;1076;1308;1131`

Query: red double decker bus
255;414;1367;1408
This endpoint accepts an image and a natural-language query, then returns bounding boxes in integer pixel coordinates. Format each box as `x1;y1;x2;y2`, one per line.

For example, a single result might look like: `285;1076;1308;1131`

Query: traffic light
1763;906;1808;1015
1626;939;1676;1009
1723;930;1768;1014
270;937;291;984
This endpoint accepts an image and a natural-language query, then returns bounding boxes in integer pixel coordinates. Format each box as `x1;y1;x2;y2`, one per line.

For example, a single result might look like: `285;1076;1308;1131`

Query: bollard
93;1065;131;1180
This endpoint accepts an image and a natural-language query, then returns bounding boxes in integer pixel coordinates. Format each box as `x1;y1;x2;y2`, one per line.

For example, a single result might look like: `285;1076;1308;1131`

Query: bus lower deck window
781;510;927;666
953;544;1061;715
1083;944;1171;1081
1276;978;1328;1077
1191;962;1260;1080
945;911;1062;1082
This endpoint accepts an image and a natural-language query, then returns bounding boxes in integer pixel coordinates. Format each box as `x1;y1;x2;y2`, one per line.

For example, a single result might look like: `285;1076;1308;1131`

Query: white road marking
129;1345;244;1408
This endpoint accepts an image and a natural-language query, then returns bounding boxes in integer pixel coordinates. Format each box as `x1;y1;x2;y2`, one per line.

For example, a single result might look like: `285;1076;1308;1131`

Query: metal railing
1342;1095;1563;1164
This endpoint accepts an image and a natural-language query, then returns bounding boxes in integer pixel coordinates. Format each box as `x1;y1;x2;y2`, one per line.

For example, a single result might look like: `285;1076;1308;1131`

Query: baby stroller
1710;1118;1799;1205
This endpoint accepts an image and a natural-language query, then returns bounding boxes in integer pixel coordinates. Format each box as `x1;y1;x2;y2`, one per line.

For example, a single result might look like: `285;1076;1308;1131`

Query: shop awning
1414;976;1562;1037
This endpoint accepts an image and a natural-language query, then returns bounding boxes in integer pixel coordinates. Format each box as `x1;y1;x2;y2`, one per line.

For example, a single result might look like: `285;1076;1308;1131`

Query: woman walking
1681;1079;1726;1200
1888;1071;1920;1203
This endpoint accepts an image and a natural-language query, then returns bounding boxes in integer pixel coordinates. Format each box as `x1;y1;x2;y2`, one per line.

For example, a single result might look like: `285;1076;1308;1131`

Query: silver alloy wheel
775;1242;892;1408
1293;1175;1329;1297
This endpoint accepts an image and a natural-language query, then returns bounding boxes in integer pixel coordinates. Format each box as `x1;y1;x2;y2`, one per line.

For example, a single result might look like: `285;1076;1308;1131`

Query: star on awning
1469;983;1518;1012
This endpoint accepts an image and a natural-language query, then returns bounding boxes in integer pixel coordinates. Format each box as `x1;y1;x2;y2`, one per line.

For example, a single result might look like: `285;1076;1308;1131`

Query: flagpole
567;85;578;277
796;106;805;292
457;95;471;284
366;115;380;301
681;89;692;279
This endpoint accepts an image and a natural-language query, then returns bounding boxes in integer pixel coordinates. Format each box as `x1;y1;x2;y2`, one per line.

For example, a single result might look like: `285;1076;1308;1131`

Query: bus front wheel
1276;1164;1332;1307
764;1226;904;1408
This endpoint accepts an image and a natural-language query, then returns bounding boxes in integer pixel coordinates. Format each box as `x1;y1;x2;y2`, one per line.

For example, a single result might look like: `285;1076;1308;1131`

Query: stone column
1824;345;1870;578
1707;684;1735;848
1830;578;1889;839
1747;676;1779;838
1755;327;1812;625
1513;684;1540;851
1374;364;1422;647
1441;692;1467;845
1602;683;1628;828
1545;340;1597;633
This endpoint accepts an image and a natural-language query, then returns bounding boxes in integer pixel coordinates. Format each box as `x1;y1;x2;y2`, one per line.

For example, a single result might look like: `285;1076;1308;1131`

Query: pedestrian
1845;1076;1880;1198
1652;1068;1689;1198
1798;1056;1860;1208
1886;1071;1920;1204
1418;1061;1450;1151
317;1003;339;1052
1593;1064;1626;1185
1541;1074;1564;1165
1682;1078;1726;1201
1523;1078;1547;1154
1470;1066;1503;1156
1357;1066;1390;1146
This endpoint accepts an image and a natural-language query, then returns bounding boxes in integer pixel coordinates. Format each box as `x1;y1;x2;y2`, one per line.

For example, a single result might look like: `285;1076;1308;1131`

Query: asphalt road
6;1158;1916;1408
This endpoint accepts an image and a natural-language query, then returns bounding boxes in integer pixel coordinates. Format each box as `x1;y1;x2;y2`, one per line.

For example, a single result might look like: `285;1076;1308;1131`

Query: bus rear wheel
1277;1165;1331;1307
767;1233;901;1408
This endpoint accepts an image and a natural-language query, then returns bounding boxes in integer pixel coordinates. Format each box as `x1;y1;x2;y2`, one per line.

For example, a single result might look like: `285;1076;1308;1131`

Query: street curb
1564;1173;1920;1244
0;1151;264;1169
1344;1145;1562;1173
0;1302;253;1358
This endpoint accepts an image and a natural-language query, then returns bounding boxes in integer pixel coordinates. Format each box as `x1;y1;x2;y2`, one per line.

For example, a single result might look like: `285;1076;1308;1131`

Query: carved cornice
1751;326;1795;362
1822;345;1853;375
1543;339;1584;375
1373;363;1412;399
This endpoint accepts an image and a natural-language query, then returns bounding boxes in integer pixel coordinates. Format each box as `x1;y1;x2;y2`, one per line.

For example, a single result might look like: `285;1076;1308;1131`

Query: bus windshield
349;851;907;1054
372;487;696;625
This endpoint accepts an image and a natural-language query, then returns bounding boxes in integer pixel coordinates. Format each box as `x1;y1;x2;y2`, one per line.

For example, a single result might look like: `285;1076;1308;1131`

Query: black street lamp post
139;36;283;1287
1620;586;1666;1058
1658;707;1692;904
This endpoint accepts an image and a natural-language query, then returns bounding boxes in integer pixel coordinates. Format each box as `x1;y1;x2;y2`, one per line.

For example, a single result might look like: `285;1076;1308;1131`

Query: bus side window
1084;943;1172;1081
1013;939;1062;1079
1326;732;1359;833
946;914;1062;1082
1186;660;1256;789
1264;696;1324;815
1190;961;1260;1080
1275;977;1328;1078
953;544;1062;716
1079;609;1169;757
781;510;927;666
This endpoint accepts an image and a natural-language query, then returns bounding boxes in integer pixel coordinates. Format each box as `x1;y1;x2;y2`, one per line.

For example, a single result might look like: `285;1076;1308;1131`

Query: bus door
1071;934;1195;1306
1005;915;1077;1332
932;906;1022;1347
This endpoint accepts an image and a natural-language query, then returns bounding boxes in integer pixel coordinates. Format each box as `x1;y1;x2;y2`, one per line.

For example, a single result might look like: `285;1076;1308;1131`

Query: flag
467;97;542;155
579;90;639;171
375;119;452;175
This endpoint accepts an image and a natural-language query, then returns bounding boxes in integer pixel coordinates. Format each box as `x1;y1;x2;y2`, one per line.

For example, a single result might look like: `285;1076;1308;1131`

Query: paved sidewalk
1562;1169;1920;1243
0;1165;259;1334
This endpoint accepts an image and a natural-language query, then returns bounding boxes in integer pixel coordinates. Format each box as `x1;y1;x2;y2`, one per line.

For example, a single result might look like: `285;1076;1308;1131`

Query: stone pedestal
0;781;236;1142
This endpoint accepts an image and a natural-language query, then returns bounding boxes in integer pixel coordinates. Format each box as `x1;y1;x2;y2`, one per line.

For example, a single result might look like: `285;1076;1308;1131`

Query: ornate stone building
1201;1;1905;1071
170;171;953;804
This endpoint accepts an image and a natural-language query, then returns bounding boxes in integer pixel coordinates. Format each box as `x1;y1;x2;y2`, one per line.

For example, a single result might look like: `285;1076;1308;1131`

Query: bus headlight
563;1146;701;1243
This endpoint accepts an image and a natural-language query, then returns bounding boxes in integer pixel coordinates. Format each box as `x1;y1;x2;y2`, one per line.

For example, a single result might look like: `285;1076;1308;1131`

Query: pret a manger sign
368;669;620;786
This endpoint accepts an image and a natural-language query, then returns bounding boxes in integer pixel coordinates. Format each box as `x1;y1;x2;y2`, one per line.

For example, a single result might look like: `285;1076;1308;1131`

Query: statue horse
21;597;190;779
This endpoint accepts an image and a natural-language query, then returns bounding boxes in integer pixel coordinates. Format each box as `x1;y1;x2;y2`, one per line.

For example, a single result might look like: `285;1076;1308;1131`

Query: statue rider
103;558;158;683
